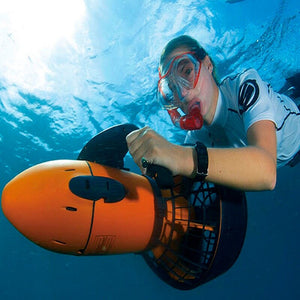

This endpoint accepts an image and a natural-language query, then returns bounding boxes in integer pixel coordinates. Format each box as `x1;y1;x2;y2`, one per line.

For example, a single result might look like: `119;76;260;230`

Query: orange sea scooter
1;124;247;290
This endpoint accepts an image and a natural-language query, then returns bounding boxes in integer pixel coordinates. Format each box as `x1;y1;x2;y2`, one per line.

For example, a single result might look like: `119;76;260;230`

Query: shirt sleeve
238;69;275;131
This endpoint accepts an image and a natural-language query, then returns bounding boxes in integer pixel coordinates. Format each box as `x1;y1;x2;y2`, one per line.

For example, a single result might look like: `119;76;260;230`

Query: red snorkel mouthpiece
168;106;203;130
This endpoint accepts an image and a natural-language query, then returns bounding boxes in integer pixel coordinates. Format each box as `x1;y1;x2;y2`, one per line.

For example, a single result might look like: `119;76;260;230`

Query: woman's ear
203;55;213;74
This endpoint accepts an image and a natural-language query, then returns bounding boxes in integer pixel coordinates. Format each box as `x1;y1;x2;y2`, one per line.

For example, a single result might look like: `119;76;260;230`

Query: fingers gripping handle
78;123;174;187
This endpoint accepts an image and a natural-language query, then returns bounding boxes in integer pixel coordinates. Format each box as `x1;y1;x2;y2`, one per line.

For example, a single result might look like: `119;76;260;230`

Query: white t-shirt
185;69;300;167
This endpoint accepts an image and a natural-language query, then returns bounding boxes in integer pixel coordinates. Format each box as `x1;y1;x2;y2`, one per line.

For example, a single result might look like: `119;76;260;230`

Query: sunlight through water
0;0;86;90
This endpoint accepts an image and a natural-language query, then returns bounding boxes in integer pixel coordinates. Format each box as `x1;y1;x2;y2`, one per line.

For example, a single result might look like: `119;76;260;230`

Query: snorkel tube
167;105;203;130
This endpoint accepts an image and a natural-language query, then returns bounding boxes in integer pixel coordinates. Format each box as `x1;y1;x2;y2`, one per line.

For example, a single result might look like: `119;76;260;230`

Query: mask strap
167;106;203;130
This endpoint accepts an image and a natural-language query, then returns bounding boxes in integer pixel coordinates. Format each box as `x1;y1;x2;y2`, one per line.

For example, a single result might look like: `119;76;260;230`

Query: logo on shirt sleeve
238;79;259;114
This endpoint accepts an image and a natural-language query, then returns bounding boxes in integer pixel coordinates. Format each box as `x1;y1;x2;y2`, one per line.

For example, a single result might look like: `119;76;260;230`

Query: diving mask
157;52;203;130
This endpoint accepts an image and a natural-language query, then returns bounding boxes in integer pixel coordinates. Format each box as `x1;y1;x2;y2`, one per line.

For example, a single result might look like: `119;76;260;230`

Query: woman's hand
126;126;195;176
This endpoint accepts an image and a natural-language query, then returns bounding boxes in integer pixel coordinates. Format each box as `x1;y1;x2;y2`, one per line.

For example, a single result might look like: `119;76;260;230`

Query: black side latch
69;176;126;203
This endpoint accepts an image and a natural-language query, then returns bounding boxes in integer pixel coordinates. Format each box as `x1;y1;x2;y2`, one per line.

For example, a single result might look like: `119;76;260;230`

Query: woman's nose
181;87;189;98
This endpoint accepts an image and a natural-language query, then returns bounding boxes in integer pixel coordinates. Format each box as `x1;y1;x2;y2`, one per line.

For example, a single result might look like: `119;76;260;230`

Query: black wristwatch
194;142;208;181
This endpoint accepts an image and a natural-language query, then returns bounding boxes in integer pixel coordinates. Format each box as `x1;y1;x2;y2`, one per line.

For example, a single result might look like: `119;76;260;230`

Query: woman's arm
126;120;277;191
206;120;277;190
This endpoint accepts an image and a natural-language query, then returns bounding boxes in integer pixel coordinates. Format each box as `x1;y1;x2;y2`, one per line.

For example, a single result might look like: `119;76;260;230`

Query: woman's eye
178;62;194;79
181;66;194;82
185;68;192;76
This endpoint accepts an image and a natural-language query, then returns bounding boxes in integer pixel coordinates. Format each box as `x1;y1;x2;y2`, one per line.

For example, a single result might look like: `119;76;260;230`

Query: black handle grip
146;164;174;188
77;123;138;169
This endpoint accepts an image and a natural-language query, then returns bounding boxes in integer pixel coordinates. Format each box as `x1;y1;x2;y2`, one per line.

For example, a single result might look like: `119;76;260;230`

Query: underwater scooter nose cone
1;160;95;254
1;158;160;255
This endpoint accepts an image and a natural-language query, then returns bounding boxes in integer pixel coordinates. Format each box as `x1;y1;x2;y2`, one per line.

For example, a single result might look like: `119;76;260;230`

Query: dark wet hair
160;35;218;82
160;35;207;65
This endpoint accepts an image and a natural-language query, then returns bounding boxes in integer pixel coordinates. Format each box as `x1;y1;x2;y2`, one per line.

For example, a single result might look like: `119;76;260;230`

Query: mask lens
157;78;177;109
173;56;198;87
158;53;200;109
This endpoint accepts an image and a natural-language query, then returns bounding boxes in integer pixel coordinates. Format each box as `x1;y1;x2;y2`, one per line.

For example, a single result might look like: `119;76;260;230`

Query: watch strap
194;142;208;181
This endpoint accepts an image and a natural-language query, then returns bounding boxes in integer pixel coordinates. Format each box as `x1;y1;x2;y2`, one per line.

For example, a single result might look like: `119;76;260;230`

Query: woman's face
165;48;218;124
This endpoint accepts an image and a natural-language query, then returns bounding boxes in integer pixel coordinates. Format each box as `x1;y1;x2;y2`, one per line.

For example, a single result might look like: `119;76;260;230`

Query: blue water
0;0;299;299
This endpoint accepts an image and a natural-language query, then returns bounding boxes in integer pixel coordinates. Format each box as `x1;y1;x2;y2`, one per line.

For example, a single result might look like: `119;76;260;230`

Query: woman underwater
126;35;300;191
